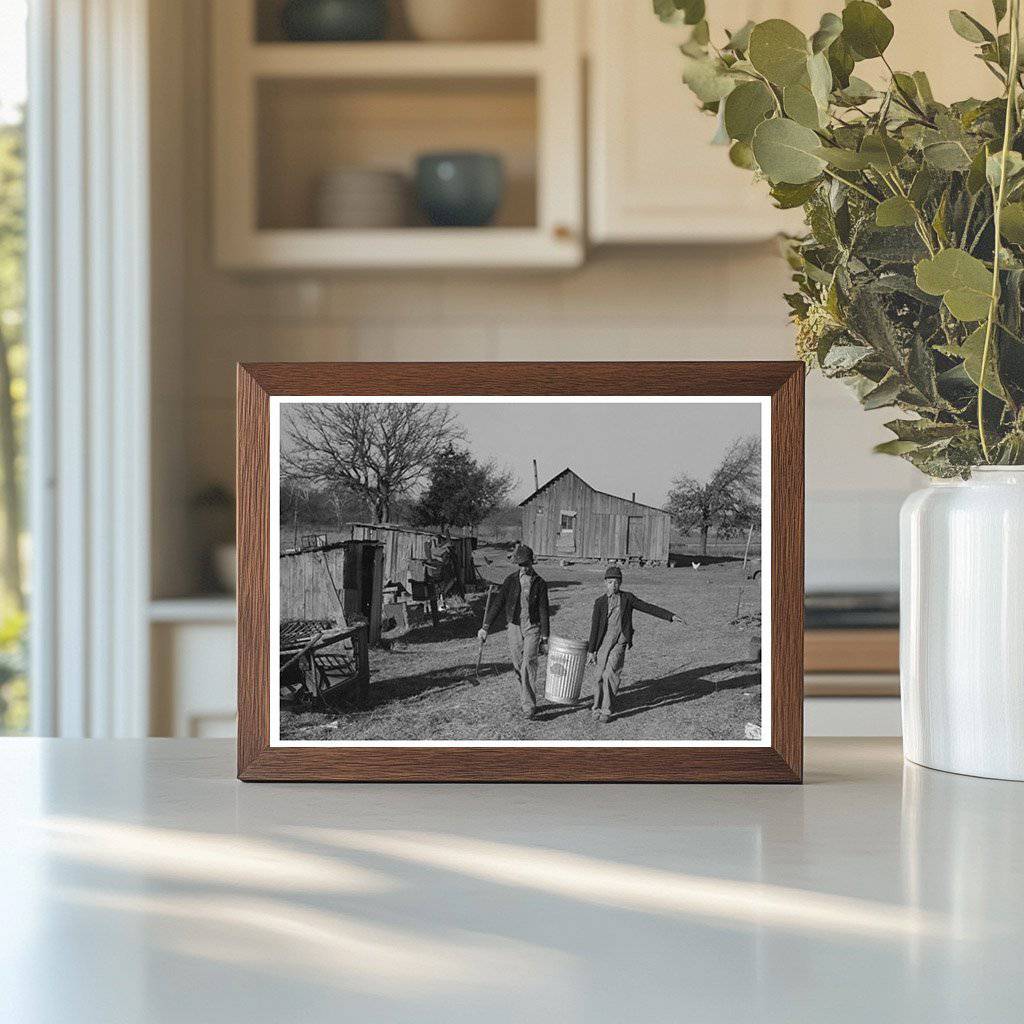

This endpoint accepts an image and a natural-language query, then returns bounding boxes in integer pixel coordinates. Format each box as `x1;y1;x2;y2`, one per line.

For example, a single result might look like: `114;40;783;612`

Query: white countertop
2;738;1021;1023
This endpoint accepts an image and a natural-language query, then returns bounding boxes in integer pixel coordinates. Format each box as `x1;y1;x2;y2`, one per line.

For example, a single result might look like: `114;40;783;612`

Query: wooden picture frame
237;362;804;782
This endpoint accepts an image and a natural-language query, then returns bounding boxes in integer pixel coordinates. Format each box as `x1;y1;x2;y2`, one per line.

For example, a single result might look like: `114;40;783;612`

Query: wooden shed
345;523;478;591
279;539;384;642
519;468;670;564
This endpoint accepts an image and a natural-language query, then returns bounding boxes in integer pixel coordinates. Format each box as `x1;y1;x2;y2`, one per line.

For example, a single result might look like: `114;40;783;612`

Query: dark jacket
484;570;550;638
588;590;674;651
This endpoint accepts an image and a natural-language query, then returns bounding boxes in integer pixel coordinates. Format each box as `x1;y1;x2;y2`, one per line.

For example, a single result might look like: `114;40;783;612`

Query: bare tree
282;403;465;523
666;436;761;555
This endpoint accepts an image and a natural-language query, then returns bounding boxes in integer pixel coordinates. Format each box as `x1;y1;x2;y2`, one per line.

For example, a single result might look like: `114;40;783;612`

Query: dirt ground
280;546;763;742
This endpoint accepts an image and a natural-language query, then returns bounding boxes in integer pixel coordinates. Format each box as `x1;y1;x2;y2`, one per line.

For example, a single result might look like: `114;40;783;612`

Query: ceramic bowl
415;152;505;227
403;0;534;42
281;0;388;42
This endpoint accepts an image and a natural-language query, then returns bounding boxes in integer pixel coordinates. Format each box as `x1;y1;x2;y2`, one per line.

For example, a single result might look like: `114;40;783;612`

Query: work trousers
506;623;541;713
593;640;627;714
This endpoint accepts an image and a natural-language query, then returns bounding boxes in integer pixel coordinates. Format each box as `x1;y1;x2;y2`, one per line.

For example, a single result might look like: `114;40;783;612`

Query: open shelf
249;42;544;77
254;0;538;45
257;76;538;232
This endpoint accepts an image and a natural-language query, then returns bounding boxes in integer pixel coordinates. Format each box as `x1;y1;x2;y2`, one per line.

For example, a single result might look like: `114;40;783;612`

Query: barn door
557;510;577;553
626;516;644;556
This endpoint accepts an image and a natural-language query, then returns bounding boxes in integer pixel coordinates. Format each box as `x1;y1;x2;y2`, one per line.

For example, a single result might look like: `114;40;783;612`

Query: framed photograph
237;362;804;782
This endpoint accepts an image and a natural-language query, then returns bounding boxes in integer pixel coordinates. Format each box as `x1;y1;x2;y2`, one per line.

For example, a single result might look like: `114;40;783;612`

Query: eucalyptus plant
659;0;1024;475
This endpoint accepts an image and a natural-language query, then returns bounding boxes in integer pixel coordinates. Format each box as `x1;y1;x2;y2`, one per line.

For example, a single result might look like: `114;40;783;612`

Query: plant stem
979;0;1021;463
821;167;879;203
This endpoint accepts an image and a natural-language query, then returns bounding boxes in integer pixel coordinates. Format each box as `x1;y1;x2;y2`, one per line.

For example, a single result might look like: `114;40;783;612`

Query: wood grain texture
804;629;899;675
236;361;805;783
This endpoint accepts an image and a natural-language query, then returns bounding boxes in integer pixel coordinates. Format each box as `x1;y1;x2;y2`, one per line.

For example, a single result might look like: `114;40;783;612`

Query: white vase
900;467;1024;780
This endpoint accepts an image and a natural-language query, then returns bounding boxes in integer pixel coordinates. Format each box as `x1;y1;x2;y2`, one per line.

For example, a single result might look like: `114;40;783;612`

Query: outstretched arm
632;596;684;625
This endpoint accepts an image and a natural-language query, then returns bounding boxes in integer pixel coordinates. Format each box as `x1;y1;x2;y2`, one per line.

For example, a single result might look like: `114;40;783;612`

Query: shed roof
518;467;667;515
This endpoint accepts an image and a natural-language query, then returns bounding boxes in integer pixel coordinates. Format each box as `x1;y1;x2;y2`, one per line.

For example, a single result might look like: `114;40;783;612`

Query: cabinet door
588;1;999;244
588;1;814;243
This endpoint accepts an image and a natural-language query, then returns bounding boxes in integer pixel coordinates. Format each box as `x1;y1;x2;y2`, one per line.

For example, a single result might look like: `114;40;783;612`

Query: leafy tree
0;114;25;609
666;436;761;554
410;445;516;529
282;402;464;523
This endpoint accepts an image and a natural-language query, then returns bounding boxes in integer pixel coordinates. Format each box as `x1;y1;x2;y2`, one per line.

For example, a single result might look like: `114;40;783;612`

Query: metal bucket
544;635;589;704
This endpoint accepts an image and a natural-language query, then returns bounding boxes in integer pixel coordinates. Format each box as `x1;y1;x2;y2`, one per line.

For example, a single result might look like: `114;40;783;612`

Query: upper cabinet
586;0;1001;245
211;0;584;269
587;1;816;243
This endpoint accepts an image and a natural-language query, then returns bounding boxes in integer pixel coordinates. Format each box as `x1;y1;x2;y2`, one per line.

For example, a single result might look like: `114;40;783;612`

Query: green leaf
783;83;822;128
842;1;894;60
958;324;1007;398
728;140;758;169
932;190;950;247
993;0;1008;24
885;419;963;443
752;117;827;184
836;75;877;104
923;140;973;171
1000;202;1024;242
724;20;755;53
909;165;936;205
875;196;918;228
912;71;935;105
748;19;810;87
948;10;993;44
689;20;710;46
814;146;872;170
770;179;820;209
723;81;775;143
915;249;994;321
807;51;833;110
681;55;736;103
967;143;993;193
862;374;902;409
810;12;843;54
654;0;705;25
827;35;855;89
860;133;905;172
874;439;922;456
986;150;1024;190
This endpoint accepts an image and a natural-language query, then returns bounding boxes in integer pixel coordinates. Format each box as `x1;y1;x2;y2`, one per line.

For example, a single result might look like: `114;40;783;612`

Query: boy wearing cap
587;565;684;722
478;545;550;719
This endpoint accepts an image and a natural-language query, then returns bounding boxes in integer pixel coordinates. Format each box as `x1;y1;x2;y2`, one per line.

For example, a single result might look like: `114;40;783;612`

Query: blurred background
0;0;999;740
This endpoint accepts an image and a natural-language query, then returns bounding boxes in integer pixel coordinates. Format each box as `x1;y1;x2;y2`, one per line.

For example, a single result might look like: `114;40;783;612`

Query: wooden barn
519;468;670;564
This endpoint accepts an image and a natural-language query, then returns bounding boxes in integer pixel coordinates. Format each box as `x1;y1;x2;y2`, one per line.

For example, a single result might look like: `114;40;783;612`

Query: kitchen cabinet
211;0;583;269
587;0;999;244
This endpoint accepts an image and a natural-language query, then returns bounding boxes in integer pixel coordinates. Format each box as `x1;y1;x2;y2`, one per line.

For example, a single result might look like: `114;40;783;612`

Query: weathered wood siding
279;540;384;641
347;524;477;588
279;543;350;623
520;470;670;562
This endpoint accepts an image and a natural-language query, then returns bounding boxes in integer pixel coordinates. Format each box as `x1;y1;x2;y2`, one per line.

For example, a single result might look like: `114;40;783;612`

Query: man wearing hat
478;545;550;719
587;565;684;722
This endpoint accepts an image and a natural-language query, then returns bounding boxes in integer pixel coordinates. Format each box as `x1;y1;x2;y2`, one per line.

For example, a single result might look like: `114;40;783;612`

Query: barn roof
518;467;667;515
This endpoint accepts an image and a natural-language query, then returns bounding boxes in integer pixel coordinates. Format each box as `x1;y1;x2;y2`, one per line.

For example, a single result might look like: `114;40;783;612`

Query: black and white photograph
270;397;769;745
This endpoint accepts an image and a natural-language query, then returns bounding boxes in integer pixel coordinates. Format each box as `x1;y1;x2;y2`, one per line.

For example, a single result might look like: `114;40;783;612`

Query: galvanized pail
544;635;589;704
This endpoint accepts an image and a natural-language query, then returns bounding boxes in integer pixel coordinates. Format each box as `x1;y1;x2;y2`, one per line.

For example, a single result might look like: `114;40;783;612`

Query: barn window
560;511;576;531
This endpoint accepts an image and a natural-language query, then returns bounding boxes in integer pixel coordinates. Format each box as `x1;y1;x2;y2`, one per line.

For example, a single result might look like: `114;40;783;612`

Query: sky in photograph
454;401;761;506
281;400;762;509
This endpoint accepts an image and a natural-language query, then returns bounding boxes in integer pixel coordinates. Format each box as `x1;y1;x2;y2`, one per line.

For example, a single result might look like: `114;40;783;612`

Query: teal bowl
415;152;505;228
281;0;388;42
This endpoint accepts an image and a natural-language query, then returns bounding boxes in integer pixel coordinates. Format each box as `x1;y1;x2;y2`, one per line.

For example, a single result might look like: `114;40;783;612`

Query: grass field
280;547;763;742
